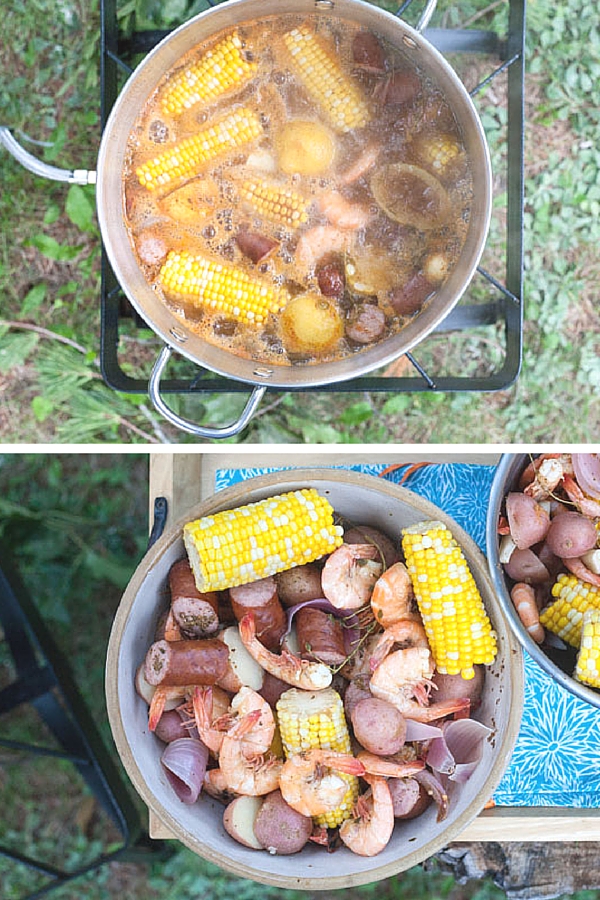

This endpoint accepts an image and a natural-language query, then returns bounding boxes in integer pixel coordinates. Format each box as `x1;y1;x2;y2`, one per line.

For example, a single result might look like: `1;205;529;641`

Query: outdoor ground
1;0;599;443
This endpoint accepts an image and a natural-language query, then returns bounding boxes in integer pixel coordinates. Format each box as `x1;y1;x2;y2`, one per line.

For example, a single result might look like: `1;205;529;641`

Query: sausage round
144;638;229;686
169;559;220;638
295;608;347;665
229;576;287;650
345;304;386;344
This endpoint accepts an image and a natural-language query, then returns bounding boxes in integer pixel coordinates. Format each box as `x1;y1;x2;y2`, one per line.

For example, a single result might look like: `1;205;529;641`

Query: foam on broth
123;13;473;366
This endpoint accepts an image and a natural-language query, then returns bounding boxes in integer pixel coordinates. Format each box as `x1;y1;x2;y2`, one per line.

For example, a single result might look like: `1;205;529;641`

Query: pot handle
414;0;438;32
149;345;267;439
0;127;96;184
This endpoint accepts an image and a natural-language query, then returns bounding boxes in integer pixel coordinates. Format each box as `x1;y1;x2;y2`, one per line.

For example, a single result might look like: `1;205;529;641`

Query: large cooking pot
1;0;491;439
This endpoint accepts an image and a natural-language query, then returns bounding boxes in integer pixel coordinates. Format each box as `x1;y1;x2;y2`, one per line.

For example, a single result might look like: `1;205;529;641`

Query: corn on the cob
184;489;344;592
574;608;600;688
159;250;289;325
136;107;262;191
540;574;600;647
276;687;358;828
239;179;309;229
401;520;497;679
415;135;462;173
282;26;370;133
161;32;257;117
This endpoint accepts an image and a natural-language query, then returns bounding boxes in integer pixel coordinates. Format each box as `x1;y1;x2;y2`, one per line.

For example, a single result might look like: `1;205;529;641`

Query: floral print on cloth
216;462;600;807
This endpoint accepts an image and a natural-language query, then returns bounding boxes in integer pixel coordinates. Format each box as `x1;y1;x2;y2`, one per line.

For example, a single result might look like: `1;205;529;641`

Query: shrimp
321;543;383;610
369;646;470;723
563;555;600;587
203;767;237;803
238;613;332;690
295;225;352;271
522;455;566;500
562;474;600;518
370;562;416;628
279;749;365;818
229;685;276;758
218;712;284;796
317;189;372;230
369;617;429;672
356;750;425;779
340;144;380;185
339;774;394;857
148;684;195;732
191;685;231;754
510;583;544;643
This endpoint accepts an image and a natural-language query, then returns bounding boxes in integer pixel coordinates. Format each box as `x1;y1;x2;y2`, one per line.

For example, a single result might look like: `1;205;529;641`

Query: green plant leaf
65;184;96;233
0;332;39;373
31;395;55;422
27;234;82;261
339;401;373;426
20;283;47;317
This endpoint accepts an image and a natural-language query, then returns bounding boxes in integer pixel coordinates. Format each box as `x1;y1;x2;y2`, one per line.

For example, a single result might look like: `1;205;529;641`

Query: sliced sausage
144;638;229;686
346;304;386;344
229;576;286;650
169;558;220;638
295;608;347;666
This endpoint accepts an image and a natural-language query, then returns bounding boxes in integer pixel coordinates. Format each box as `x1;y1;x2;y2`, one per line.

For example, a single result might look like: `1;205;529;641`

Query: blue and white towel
215;463;600;808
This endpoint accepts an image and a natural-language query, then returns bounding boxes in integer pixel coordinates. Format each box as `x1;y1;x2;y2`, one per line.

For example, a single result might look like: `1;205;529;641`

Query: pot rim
107;468;523;888
97;0;492;389
486;452;600;710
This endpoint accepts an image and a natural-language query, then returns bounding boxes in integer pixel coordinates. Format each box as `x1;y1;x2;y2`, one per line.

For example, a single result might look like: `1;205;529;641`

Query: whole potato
506;492;550;549
432;666;485;711
351;697;407;756
545;511;598;559
504;548;550;584
253;790;312;854
343;525;400;568
275;563;323;608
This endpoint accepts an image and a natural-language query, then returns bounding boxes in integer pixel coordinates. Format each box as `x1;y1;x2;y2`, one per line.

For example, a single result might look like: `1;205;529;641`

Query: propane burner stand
100;0;524;396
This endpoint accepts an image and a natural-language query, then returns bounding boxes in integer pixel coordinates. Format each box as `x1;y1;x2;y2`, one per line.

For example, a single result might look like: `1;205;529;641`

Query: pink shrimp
369;617;429;672
356;750;425;779
318;189;372;230
339;774;394;857
369;646;469;723
321;543;383;610
191;685;231;754
510;583;545;643
370;562;416;628
563;555;600;587
279;749;365;818
229;685;276;758
218;712;283;796
562;474;600;518
295;225;352;271
238;613;332;690
340;144;380;185
148;684;196;732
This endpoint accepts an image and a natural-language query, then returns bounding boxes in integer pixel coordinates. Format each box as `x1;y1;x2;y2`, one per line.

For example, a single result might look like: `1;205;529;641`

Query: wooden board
145;452;600;845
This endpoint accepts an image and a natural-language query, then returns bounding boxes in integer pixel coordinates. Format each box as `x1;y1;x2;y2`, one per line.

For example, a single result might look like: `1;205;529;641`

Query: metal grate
100;0;524;397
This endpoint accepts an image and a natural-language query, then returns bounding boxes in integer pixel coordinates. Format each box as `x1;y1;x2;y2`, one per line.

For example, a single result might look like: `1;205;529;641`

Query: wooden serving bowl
106;469;523;889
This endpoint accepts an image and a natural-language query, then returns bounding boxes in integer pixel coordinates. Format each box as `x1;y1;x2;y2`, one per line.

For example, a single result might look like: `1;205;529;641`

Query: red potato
343;525;400;568
253;790;313;855
343;678;372;720
217;625;264;692
432;666;485;711
388;778;432;819
275;563;323;608
503;548;550;585
350;697;407;756
505;492;550;549
223;795;265;850
545;511;598;559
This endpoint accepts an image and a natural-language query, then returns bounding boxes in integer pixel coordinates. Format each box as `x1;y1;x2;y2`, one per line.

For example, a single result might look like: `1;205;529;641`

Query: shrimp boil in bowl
107;469;523;889
488;453;600;710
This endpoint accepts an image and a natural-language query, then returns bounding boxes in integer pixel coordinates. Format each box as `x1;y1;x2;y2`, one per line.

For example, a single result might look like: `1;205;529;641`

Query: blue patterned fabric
215;462;600;808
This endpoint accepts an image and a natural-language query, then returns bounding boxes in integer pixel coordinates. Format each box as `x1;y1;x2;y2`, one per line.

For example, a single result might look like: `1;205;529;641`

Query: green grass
1;0;599;442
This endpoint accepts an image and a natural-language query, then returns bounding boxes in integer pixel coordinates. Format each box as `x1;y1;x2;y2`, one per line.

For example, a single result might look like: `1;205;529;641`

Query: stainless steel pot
1;0;491;439
486;453;600;710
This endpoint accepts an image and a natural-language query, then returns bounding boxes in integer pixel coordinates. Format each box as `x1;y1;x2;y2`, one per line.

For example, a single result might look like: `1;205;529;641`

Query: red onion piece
414;770;449;822
283;599;361;655
405;720;443;742
424;733;455;776
445;719;492;783
161;738;209;804
572;454;600;501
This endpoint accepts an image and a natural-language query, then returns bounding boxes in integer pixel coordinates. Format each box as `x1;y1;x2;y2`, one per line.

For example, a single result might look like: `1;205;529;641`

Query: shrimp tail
148;688;166;732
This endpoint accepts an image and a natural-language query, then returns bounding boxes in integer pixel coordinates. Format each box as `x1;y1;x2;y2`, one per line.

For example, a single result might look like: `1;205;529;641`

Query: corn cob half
401;520;497;679
282;26;370;133
574;608;600;688
159;250;289;325
276;687;358;828
161;32;257;117
239;179;309;229
184;488;344;592
136;107;262;191
540;574;600;648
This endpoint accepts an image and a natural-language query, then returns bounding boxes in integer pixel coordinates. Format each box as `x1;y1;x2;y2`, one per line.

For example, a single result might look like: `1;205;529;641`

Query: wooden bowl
106;469;524;889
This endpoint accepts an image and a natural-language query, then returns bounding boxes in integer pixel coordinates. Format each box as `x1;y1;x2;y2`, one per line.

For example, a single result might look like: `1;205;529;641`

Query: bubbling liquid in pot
123;13;474;366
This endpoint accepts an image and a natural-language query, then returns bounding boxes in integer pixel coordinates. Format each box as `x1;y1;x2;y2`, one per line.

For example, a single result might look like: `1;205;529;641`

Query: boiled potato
223;796;264;850
281;293;343;355
253;790;312;854
276;120;336;175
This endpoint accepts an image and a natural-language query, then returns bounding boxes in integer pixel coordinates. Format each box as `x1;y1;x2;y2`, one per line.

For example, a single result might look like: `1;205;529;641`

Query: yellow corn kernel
183;489;344;592
276;688;358;828
282;26;370;133
574;608;600;688
415;135;462;173
239;179;309;229
540;574;600;647
136;107;262;191
401;520;497;679
161;32;257;117
159;250;288;325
